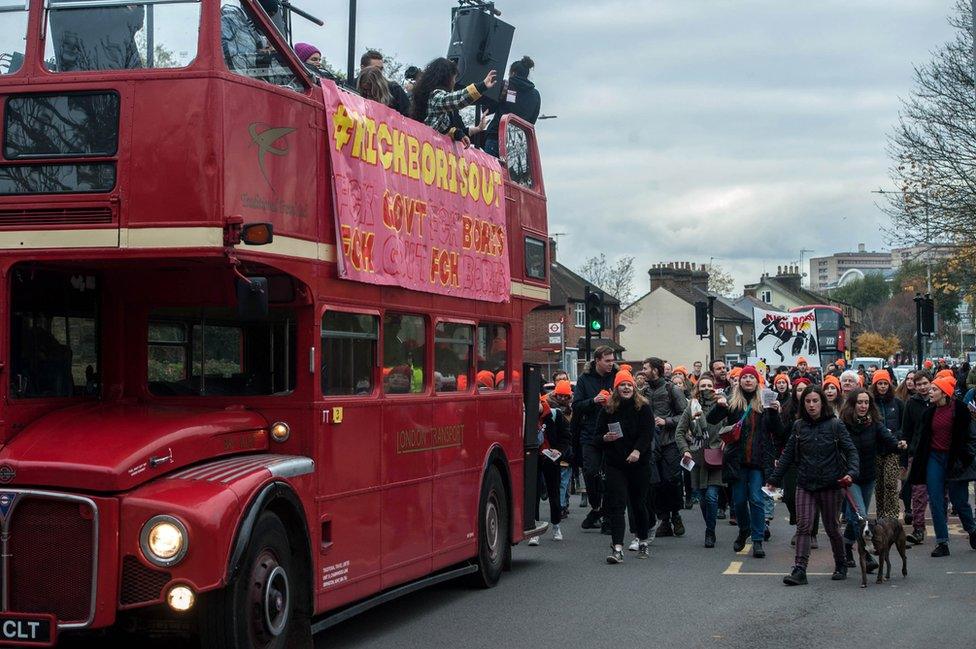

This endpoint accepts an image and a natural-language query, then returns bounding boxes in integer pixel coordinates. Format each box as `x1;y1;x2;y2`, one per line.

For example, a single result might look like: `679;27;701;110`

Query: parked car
892;365;914;383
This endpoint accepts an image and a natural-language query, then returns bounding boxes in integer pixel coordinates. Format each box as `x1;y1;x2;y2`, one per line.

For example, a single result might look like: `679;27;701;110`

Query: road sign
549;335;561;344
548;322;562;335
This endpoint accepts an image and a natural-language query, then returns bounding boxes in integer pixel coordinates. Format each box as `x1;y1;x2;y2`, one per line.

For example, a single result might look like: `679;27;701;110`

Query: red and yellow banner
322;81;510;303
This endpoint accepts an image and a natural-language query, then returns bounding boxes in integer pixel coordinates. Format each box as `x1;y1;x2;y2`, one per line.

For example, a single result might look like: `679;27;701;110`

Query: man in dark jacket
480;56;541;156
901;371;934;543
359;50;411;116
572;346;617;532
642;357;689;537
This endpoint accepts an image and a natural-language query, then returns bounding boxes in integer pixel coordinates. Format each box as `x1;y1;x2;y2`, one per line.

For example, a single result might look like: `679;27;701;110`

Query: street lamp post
346;0;357;86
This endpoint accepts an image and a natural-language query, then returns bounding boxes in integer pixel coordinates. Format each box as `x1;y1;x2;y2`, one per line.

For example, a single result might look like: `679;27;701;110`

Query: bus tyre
469;465;509;588
200;512;310;649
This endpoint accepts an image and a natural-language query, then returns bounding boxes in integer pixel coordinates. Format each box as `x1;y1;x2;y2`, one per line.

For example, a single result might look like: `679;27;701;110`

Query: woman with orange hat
707;366;783;558
529;384;573;545
596;371;655;563
906;374;976;557
869;369;905;519
822;375;843;414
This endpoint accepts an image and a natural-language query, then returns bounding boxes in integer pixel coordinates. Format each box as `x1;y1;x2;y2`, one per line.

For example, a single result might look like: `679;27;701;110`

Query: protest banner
752;307;821;367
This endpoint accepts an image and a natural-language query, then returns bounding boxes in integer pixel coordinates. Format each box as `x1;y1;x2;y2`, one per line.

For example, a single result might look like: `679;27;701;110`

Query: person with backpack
768;385;860;585
641;357;689;537
707;365;782;558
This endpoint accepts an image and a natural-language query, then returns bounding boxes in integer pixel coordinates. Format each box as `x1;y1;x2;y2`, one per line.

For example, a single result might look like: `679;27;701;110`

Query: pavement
320;494;976;649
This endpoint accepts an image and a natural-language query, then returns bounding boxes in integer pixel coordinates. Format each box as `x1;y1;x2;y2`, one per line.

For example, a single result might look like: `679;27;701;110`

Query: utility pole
708;295;716;363
346;0;357;87
915;293;924;370
584;285;593;362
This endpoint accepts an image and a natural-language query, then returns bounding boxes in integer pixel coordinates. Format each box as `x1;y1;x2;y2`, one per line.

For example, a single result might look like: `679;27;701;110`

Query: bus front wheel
469;465;509;588
200;511;310;649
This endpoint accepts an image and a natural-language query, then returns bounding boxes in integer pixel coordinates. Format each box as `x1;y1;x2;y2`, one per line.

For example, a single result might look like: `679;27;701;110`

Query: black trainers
606;548;624;564
783;566;808;586
581;510;601;530
831;562;848;581
656;520;674;537
733;530;750;552
931;542;950;558
704;530;716;548
672;514;685;537
844;546;856;568
907;528;925;545
865;554;879;574
752;541;766;558
637;542;649;559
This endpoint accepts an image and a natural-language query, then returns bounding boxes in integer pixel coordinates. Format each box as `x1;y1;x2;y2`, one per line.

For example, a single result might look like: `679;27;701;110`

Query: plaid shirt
424;83;483;140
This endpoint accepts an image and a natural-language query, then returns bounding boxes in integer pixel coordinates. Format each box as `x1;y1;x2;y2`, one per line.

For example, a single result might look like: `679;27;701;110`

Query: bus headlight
140;515;189;567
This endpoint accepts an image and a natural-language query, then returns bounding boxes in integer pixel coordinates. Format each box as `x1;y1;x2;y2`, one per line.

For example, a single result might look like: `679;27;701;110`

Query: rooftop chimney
858;243;865;253
548;237;557;262
648;261;710;294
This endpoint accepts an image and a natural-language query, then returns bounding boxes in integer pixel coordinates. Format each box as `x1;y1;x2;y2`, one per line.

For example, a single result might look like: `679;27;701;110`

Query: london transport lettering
322;80;510;302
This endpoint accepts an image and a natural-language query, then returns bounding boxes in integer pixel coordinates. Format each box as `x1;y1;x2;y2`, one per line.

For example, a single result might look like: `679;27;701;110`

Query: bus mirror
236;277;269;319
241;223;274;245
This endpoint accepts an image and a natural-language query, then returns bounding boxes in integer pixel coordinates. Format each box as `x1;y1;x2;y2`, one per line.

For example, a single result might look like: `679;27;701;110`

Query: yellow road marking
722;560;831;576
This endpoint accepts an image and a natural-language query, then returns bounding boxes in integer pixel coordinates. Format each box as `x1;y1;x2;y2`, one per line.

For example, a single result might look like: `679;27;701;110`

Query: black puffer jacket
571;361;616;447
595;398;655;469
769;414;860;491
843;417;901;483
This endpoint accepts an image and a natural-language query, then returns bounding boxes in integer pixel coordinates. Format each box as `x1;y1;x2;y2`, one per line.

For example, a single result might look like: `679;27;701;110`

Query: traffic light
920;295;935;335
585;287;605;333
695;301;709;336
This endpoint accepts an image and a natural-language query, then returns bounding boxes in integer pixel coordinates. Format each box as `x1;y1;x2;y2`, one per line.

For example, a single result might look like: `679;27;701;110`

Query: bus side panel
380;400;433;588
431;396;478;569
314;399;382;609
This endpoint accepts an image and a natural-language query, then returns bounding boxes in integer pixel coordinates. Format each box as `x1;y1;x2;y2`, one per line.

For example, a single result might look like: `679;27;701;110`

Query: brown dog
856;516;908;587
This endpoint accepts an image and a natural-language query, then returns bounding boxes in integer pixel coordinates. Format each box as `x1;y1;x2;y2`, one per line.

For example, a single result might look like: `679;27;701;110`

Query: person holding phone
596;371;655;563
767;385;860;585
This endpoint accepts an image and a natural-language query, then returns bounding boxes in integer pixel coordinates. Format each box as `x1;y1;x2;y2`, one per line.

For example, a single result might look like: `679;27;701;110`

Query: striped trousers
794;486;845;569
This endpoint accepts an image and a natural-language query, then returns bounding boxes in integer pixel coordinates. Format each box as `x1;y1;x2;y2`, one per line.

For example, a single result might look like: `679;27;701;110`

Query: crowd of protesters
530;348;976;585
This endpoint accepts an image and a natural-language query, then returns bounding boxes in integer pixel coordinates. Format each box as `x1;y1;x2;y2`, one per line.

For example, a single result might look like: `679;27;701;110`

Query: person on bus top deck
359;50;411;117
478;56;541;157
221;0;281;74
411;58;497;146
294;42;338;81
50;0;144;72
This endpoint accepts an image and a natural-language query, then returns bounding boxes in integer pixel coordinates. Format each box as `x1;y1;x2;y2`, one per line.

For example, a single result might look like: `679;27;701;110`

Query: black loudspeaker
447;7;514;102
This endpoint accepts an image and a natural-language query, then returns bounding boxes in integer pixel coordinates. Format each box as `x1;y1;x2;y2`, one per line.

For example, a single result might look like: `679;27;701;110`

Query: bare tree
707;263;738;297
576;254;636;305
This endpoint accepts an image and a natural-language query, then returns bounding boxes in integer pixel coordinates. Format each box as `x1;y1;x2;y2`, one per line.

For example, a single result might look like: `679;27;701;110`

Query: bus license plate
0;613;55;647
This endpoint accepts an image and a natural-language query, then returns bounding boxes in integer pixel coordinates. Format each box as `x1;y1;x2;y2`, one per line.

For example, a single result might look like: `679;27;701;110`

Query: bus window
382;313;426;394
505;123;534;188
9;268;100;399
220;0;304;92
477;323;508;390
322;311;378;396
5;92;121;159
524;236;546;280
0;1;29;75
147;309;295;396
45;0;201;72
434;322;473;392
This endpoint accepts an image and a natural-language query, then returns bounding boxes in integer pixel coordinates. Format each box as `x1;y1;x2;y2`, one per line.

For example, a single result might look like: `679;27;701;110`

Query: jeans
843;479;876;546
763;493;775;521
559;465;572;510
731;468;767;541
697;485;720;533
926;451;976;544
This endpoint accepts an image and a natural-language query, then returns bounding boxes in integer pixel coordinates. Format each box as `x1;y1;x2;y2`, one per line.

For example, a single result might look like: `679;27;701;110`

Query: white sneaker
628;537;639;552
527;536;540;546
553;525;563;541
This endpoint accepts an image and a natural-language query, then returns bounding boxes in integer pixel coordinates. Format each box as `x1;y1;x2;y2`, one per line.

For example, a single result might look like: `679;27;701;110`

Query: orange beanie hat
613;371;635;389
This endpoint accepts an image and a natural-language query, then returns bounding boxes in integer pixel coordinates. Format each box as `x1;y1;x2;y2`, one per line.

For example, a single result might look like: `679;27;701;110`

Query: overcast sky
291;0;959;297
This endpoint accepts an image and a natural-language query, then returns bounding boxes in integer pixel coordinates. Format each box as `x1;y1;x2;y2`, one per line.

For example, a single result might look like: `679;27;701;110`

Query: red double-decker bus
0;1;549;646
